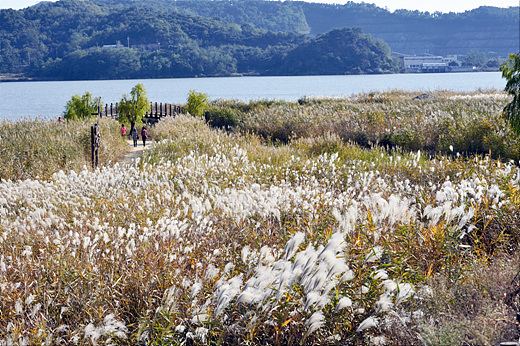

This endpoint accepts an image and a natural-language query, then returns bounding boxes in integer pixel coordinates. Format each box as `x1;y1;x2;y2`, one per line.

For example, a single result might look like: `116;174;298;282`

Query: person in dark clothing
131;127;139;147
141;126;148;147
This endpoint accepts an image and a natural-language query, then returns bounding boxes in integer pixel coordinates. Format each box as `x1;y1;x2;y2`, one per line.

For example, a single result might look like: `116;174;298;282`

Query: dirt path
119;139;152;165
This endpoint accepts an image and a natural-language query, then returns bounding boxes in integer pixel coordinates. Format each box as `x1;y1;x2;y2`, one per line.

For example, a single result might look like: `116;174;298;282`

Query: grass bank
0;117;128;181
1;91;519;345
205;90;518;161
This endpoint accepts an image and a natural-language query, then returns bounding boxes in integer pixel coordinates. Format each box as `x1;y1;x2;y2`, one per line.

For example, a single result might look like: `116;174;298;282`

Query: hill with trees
1;0;516;80
301;3;519;57
0;0;397;80
274;28;394;75
94;0;519;57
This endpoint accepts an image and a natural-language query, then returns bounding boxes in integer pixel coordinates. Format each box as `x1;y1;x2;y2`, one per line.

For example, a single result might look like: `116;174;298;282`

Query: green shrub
186;90;209;117
63;92;100;120
204;105;242;129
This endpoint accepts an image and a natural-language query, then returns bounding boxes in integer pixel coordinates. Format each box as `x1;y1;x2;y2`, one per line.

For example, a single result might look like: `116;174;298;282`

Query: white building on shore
400;55;472;73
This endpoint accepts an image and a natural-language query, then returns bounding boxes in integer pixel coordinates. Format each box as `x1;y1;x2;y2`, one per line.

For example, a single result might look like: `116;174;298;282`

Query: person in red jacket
141;126;148;147
120;124;127;137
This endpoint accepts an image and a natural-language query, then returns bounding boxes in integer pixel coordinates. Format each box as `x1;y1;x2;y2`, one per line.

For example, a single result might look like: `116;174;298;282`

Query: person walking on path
131;127;139;147
120;124;127;137
141;126;148;147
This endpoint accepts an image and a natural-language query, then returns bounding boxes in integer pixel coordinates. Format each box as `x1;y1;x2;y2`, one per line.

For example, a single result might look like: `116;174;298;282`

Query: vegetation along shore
1;88;520;345
0;0;515;81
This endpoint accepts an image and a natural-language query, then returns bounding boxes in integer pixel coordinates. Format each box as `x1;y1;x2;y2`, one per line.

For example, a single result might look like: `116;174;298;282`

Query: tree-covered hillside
275;28;396;75
302;3;519;57
92;0;311;33
0;0;396;80
93;0;519;57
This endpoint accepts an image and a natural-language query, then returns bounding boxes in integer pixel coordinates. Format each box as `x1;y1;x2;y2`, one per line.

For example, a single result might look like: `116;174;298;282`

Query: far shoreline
0;69;501;84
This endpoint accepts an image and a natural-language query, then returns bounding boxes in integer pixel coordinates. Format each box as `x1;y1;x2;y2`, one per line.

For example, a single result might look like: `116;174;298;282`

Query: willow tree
118;83;149;133
186;90;209;117
500;53;520;135
63;92;100;120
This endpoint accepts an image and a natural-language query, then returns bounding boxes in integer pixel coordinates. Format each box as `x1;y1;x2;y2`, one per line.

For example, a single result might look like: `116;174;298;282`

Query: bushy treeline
0;0;395;80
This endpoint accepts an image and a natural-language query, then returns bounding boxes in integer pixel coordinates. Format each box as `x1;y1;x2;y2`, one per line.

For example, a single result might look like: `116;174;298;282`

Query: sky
0;0;518;12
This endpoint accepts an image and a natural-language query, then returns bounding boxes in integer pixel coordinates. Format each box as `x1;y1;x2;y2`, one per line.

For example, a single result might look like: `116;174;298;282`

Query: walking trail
119;138;152;165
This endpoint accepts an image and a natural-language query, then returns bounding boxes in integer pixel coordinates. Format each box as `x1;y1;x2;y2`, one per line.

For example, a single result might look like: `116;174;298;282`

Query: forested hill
0;0;396;80
91;0;311;33
94;0;519;57
302;3;519;57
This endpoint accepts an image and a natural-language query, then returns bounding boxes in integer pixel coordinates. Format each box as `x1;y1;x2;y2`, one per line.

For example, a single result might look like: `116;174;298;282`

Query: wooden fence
97;102;184;119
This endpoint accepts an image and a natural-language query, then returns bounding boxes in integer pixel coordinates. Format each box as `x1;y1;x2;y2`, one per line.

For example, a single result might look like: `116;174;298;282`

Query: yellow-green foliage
186;89;209;117
118;83;149;127
63;92;100;120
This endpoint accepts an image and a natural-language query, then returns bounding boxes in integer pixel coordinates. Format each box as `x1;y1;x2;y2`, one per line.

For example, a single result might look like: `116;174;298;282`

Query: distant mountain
0;0;396;80
301;3;519;57
92;0;519;57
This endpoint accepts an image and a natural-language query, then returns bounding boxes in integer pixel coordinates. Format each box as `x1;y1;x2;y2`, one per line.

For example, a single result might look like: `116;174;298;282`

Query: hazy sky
0;0;518;12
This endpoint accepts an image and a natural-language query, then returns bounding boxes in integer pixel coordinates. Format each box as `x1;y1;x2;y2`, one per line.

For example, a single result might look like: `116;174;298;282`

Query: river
0;72;505;120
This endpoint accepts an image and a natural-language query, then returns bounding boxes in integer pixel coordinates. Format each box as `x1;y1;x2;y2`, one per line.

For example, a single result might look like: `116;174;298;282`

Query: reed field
1;91;520;345
0;118;128;181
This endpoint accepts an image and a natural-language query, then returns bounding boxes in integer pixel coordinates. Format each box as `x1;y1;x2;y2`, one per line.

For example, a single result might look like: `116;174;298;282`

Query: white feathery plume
305;311;325;335
356;316;378;332
336;296;352;311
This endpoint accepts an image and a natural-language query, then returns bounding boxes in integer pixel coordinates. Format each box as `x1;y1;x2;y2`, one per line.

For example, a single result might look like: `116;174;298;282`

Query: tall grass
1;93;520;345
227;90;519;160
0;118;127;181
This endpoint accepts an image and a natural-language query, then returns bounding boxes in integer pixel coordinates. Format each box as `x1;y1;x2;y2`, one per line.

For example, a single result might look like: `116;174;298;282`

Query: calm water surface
0;72;505;120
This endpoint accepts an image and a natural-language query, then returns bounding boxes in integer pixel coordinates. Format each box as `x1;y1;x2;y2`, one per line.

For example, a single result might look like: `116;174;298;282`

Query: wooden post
91;126;95;168
155;102;158;117
91;124;100;168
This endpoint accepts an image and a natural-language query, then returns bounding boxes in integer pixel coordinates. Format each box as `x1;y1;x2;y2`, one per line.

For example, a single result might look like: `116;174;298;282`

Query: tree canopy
92;0;518;57
118;83;149;130
63;92;100;120
186;90;209;117
275;28;396;75
500;53;520;135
